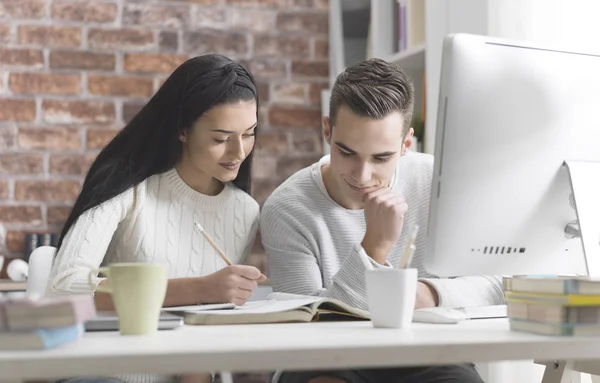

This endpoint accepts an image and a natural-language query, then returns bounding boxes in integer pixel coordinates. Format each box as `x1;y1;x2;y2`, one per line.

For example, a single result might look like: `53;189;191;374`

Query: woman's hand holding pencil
195;223;267;306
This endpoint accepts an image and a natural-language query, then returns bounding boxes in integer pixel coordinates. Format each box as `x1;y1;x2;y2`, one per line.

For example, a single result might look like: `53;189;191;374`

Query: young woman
48;54;264;383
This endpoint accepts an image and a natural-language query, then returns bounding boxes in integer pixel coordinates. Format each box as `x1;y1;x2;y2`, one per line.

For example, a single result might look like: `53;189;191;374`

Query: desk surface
2;319;600;380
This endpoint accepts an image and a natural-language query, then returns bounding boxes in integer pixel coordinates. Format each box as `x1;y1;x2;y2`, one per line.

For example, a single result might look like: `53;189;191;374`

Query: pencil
195;223;267;282
194;223;232;266
398;225;419;269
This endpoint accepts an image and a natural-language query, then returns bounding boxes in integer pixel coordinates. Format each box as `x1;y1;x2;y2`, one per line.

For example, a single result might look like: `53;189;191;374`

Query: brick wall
0;0;329;271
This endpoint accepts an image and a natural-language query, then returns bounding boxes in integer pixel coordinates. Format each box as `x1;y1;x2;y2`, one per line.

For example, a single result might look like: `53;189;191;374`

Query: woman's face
180;100;257;185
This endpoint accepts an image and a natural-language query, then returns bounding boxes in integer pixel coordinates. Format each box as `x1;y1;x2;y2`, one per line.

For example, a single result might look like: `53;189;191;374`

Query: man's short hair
329;58;415;134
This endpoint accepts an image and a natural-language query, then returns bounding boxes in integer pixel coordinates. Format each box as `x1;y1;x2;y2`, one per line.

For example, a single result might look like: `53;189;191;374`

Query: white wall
425;0;600;154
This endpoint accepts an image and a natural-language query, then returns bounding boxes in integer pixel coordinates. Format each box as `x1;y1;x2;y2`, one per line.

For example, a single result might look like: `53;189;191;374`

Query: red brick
169;0;220;3
228;8;275;32
122;102;144;124
256;132;288;154
269;106;321;129
0;24;10;43
292;0;329;9
124;53;187;74
276;155;321;178
0;153;44;174
0;180;7;199
159;31;178;52
6;231;26;252
254;35;310;58
0;48;43;67
246;58;286;79
252;152;277;180
123;3;190;28
291;131;322;153
184;30;248;55
0;0;45;19
18;25;82;48
49;153;97;175
88;28;154;50
0;98;36;122
258;108;268;127
0;206;42;225
18;126;82;150
88;75;153;98
9;73;80;95
15;180;81;203
50;51;116;71
226;0;289;7
292;60;329;78
47;205;72;226
52;1;117;23
276;12;328;34
252;179;280;206
272;83;307;104
194;6;226;29
308;82;328;105
256;82;270;103
314;38;328;59
0;125;17;150
86;129;119;149
42;99;115;124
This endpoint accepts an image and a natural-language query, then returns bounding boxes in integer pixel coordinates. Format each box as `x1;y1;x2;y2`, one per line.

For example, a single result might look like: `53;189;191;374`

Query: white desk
1;319;599;382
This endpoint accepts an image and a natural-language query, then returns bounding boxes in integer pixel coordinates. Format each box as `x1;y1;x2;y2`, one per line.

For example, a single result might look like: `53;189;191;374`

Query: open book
174;293;370;325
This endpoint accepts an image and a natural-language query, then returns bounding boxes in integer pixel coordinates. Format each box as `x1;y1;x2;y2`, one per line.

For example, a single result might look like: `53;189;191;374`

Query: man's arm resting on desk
420;275;505;308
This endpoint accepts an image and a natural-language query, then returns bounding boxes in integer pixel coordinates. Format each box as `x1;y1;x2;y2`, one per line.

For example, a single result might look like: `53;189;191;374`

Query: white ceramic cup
365;268;418;329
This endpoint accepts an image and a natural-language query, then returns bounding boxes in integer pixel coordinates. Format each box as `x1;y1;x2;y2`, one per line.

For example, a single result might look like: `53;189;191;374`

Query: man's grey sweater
260;152;505;310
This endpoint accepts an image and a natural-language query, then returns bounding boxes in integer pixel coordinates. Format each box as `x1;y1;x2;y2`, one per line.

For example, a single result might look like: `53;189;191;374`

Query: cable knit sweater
47;168;259;383
48;168;260;296
261;152;505;311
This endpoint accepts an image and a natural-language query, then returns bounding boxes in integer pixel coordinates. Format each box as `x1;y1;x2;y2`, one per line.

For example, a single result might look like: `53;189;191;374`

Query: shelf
384;43;425;75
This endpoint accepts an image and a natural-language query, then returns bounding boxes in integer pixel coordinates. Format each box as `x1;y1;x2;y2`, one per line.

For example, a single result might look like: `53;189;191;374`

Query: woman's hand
200;265;265;306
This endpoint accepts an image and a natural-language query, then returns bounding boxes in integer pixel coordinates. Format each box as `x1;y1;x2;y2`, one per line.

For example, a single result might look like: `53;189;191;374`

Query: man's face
323;105;413;210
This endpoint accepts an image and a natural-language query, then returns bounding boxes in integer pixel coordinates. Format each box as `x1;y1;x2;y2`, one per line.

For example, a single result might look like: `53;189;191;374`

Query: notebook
1;294;96;331
0;324;83;350
178;293;370;325
85;311;183;331
0;280;27;292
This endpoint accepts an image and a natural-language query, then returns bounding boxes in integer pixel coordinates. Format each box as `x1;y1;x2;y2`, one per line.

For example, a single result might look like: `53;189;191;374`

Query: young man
260;58;505;383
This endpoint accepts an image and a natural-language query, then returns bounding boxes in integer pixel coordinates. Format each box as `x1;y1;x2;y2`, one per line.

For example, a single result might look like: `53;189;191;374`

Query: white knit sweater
47;168;259;383
261;152;505;311
48;168;260;296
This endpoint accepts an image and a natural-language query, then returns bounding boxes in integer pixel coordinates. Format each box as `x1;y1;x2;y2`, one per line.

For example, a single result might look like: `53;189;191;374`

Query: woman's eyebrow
211;123;257;134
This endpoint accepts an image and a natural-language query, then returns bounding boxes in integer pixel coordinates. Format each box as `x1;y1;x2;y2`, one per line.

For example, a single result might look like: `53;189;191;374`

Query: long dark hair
57;54;258;249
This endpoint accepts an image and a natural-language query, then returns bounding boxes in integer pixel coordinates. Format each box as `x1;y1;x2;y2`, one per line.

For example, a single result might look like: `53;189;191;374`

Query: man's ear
401;127;414;155
323;116;332;146
179;130;187;143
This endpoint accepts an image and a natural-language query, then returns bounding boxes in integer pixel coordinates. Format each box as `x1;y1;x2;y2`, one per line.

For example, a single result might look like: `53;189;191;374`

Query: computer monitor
425;33;600;278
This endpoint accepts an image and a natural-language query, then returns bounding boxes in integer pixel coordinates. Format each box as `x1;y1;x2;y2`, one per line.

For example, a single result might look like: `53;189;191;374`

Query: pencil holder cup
365;268;418;329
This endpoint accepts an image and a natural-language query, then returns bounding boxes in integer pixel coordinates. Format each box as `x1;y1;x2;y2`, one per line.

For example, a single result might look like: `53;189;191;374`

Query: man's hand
415;281;439;309
361;187;408;264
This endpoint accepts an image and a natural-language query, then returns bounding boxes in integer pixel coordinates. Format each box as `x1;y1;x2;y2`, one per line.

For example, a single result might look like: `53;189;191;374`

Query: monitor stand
563;160;600;277
537;161;600;383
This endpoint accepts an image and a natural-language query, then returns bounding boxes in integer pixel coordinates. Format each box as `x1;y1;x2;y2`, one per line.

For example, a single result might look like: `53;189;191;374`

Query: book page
182;298;320;316
267;292;323;302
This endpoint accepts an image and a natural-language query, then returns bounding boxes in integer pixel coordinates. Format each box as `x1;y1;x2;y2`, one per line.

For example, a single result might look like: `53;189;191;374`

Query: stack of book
0;295;96;350
504;275;600;336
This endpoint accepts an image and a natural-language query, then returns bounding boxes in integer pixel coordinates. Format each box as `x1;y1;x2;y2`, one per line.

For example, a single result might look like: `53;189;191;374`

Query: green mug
88;262;168;335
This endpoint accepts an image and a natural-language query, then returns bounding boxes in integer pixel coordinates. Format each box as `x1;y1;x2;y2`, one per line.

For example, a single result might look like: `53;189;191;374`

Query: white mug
365;268;418;329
